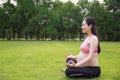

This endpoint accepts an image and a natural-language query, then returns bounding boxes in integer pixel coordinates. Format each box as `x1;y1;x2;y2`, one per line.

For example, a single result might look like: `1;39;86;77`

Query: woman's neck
87;31;93;37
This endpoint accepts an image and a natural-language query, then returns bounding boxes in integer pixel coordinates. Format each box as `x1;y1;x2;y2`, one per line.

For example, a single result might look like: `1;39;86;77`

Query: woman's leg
65;67;101;78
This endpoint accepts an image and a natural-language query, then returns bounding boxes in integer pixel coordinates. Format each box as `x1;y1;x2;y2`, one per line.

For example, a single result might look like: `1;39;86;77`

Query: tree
13;0;36;40
104;0;120;41
1;0;16;40
60;1;82;40
25;0;54;40
0;8;6;40
104;0;120;12
0;0;119;41
77;0;90;17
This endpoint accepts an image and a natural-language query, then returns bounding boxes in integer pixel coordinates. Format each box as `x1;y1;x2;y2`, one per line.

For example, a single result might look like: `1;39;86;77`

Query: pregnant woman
62;17;101;78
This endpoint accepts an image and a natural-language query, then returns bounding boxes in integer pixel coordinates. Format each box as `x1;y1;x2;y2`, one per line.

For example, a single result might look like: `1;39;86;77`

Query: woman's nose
81;26;84;29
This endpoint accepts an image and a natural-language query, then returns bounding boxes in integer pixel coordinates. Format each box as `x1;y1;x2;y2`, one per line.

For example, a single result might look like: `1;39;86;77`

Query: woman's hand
65;53;74;58
66;61;76;67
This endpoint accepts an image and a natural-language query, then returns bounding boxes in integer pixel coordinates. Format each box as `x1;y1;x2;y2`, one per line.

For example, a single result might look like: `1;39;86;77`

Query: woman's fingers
65;53;73;58
66;62;75;67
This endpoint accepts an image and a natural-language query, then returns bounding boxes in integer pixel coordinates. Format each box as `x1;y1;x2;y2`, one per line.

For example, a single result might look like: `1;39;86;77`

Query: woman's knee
65;67;80;77
65;68;70;76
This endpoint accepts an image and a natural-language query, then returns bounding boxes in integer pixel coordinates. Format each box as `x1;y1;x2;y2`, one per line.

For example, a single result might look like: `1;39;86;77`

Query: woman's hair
84;17;101;54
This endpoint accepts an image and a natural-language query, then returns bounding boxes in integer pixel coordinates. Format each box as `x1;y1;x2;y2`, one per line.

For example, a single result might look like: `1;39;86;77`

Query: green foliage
104;0;120;12
0;0;16;40
0;0;120;41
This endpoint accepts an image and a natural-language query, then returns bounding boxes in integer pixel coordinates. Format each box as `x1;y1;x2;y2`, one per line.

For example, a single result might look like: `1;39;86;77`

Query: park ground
0;41;120;80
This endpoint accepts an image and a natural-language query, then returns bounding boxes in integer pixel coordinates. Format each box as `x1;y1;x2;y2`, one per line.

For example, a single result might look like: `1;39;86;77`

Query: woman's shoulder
92;35;98;39
90;35;98;43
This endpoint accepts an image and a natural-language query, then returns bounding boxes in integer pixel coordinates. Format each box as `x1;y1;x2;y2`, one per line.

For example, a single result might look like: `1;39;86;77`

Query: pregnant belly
77;52;99;67
77;52;88;62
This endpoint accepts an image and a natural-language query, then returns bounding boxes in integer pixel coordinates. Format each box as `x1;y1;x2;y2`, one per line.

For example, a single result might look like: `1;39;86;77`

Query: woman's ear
89;24;92;29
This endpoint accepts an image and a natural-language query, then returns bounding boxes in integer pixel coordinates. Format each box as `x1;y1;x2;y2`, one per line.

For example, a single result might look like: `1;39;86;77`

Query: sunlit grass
0;41;120;80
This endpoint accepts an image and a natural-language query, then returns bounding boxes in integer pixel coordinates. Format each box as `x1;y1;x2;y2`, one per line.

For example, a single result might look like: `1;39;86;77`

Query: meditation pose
62;17;101;78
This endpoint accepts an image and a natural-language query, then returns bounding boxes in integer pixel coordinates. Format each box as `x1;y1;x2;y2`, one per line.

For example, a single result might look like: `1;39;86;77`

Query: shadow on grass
64;76;101;80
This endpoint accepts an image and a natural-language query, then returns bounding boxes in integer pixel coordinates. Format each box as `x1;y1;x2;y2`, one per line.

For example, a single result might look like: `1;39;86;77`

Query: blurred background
0;0;120;41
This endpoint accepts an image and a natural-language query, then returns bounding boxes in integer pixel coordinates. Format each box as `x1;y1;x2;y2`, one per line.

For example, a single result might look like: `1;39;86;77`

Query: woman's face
81;20;91;33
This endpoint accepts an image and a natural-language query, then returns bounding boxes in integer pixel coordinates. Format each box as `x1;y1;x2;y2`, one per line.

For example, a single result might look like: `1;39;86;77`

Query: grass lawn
0;41;120;80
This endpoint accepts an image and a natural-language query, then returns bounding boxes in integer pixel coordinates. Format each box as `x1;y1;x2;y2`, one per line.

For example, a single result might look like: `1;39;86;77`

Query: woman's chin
82;31;86;33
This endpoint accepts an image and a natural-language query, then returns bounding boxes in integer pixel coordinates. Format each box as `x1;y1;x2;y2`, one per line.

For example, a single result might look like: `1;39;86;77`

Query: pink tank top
80;42;98;54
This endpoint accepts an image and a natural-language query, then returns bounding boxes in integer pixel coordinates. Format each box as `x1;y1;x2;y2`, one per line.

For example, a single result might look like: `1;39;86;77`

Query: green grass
0;41;120;80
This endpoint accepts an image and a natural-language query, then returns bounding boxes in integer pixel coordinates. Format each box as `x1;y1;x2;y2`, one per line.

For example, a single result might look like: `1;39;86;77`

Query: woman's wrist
73;56;77;59
74;63;78;67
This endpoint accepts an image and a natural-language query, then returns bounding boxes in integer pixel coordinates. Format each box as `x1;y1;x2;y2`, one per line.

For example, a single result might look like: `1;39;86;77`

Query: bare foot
61;68;66;72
